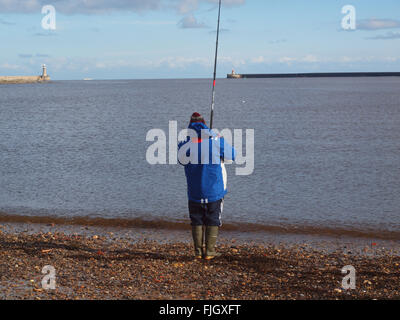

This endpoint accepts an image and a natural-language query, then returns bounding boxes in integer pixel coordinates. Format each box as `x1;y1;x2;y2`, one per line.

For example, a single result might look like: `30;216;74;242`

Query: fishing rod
209;0;222;130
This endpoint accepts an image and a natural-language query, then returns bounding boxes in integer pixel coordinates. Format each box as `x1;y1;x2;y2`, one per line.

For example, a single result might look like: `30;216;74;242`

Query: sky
1;0;400;80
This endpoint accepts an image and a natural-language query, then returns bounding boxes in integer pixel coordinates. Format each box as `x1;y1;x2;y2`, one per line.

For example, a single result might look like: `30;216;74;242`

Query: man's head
190;112;206;125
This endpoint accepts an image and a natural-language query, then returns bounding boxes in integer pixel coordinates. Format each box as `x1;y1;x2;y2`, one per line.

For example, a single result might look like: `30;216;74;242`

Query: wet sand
0;223;399;300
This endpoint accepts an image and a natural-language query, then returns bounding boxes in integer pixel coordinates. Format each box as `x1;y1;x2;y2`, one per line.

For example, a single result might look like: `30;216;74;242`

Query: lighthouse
227;69;242;79
42;64;47;77
40;64;50;81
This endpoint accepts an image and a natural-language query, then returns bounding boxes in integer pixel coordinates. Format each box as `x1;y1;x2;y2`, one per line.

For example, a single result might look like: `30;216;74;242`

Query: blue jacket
178;122;236;203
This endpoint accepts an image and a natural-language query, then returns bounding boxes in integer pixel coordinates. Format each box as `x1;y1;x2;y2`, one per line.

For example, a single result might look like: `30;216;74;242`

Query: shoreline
0;222;400;299
1;211;400;242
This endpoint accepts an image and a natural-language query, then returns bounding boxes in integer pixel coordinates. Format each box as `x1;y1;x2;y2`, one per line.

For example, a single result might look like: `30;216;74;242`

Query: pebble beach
1;223;399;300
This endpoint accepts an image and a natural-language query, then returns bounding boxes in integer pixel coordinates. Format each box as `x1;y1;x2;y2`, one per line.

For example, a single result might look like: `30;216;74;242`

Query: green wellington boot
192;225;204;259
204;226;220;260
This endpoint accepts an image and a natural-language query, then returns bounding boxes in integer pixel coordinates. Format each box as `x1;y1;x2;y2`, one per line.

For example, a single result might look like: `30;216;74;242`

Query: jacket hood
188;122;216;138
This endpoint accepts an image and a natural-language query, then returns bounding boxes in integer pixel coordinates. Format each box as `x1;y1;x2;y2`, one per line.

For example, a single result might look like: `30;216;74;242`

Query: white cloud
338;56;375;63
178;14;207;28
251;56;265;63
277;55;319;65
0;63;22;70
302;54;318;63
176;0;198;14
278;57;297;65
150;56;210;68
218;56;246;67
383;56;400;62
366;31;400;40
357;19;400;30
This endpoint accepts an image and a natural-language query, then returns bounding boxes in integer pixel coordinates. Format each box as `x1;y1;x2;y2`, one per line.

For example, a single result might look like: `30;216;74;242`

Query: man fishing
178;0;229;260
178;112;236;260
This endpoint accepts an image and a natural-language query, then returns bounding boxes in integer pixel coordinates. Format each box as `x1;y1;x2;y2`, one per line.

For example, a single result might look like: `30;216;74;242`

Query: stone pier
0;65;50;84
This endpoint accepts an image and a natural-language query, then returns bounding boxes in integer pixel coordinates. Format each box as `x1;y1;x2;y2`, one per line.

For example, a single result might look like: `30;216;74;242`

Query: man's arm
219;137;236;163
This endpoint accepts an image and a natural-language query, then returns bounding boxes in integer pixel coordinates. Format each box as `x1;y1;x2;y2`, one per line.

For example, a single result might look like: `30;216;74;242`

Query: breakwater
0;64;50;84
0;75;50;84
227;72;400;79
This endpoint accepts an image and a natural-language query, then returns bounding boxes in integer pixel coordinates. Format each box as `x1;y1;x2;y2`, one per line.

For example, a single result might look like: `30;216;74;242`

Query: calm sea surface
0;78;399;236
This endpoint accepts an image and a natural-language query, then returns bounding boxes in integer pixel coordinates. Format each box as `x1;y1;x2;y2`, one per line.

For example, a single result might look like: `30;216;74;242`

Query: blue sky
1;0;400;79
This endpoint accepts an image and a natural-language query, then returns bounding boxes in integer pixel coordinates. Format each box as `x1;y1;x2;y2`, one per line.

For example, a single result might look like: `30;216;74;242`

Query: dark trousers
188;199;223;227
